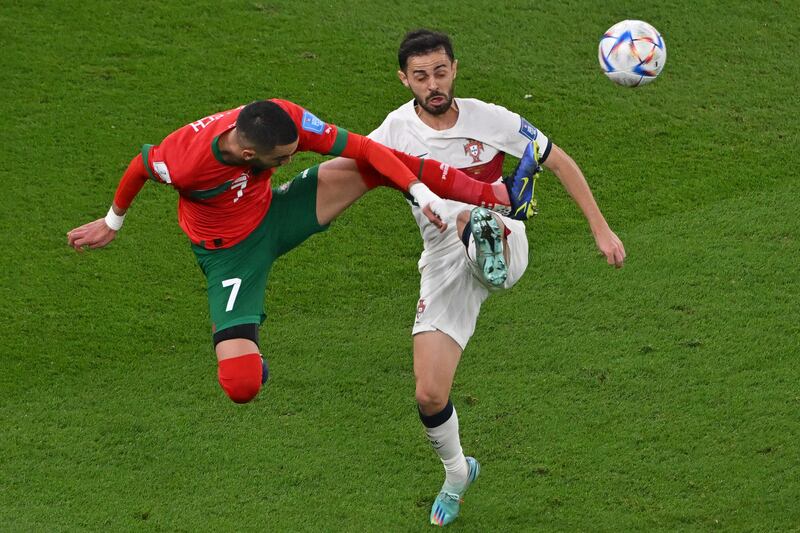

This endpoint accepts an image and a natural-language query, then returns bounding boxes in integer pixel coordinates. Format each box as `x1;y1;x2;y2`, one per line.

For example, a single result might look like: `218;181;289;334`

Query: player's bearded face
403;51;457;116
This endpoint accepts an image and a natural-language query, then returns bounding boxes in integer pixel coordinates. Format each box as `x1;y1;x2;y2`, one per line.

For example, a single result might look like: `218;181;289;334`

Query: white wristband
409;182;438;208
104;206;125;231
409;183;448;221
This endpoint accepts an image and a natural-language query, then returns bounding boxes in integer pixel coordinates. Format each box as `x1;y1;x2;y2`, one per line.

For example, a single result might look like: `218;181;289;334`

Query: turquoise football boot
429;457;481;527
469;207;507;288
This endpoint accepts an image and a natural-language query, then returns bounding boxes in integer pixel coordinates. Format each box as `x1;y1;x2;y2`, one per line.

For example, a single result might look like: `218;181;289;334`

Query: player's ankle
492;182;511;205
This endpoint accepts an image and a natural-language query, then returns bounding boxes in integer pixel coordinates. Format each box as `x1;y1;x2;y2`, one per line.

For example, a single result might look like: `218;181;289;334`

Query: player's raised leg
315;157;447;231
348;153;527;217
314;150;545;227
504;140;542;220
314;158;371;225
398;154;511;213
455;208;509;288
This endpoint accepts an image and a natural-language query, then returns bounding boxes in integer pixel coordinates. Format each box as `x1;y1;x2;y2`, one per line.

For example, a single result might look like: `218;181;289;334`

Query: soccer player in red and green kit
67;99;529;403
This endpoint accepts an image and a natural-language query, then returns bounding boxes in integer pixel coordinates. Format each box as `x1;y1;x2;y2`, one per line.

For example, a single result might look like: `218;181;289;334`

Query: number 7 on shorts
222;278;242;312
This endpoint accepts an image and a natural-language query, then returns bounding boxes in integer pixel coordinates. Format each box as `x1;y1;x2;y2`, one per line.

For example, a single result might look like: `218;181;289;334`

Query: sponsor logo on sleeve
439;162;450;180
519;118;539;141
301;110;325;134
153;161;172;183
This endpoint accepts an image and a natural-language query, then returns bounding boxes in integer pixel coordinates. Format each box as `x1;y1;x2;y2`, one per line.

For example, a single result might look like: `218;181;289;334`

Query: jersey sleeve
140;143;175;185
112;153;150;209
271;99;347;156
367;117;391;144
272;99;416;189
479;102;552;163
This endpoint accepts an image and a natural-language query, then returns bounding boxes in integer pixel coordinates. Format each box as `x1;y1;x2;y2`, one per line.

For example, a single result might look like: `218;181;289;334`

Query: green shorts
192;166;327;335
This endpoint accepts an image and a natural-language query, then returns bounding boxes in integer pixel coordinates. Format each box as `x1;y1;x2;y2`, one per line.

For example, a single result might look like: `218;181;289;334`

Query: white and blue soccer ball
598;20;666;87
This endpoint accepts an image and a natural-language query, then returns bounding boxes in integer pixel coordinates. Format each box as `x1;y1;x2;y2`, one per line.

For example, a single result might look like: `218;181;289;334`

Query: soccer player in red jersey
67;99;521;404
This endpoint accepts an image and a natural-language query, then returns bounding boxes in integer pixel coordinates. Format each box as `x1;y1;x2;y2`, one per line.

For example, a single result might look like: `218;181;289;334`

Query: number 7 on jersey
222;278;241;312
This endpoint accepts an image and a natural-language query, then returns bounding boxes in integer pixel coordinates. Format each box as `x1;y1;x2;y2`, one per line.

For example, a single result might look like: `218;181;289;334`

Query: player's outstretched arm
338;132;448;231
67;153;149;252
543;144;626;268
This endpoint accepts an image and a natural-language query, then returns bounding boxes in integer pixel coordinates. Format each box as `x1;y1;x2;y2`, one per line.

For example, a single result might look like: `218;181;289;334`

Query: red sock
218;353;263;404
356;151;510;208
415;157;509;208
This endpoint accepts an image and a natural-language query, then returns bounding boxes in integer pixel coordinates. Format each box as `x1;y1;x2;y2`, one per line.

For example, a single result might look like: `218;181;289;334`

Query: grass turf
1;0;798;530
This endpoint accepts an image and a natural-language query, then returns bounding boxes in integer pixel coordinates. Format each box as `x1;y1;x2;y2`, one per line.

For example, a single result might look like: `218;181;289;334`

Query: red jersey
141;99;344;249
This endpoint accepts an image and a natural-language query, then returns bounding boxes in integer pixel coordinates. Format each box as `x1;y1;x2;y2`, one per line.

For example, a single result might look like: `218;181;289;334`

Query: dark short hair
398;29;455;71
236;100;298;152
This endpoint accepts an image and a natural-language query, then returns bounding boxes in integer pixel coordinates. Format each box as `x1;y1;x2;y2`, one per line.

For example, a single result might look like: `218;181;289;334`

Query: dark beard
418;93;453;116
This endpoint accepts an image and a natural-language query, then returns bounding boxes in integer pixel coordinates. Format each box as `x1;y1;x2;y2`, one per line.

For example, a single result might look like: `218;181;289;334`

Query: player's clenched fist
67;218;117;252
594;228;626;268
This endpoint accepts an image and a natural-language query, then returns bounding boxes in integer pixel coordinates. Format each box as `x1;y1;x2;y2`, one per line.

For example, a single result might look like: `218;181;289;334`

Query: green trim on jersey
212;135;238;166
327;127;349;156
189;180;234;200
141;144;159;182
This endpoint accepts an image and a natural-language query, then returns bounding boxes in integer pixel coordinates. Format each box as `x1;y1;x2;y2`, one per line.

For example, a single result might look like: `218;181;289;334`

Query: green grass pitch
1;1;798;530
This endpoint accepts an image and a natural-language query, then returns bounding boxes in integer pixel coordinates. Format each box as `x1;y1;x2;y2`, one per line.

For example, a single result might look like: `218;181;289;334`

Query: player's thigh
413;242;489;351
465;216;529;290
268;166;332;256
192;235;274;335
413;330;463;394
315;158;369;225
500;218;529;289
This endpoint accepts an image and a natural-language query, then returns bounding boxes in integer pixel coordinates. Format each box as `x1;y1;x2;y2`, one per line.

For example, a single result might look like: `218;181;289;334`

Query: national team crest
463;139;484;163
416;298;426;322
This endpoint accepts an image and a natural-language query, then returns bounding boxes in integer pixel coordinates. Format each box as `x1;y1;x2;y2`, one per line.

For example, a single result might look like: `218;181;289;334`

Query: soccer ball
598;20;666;87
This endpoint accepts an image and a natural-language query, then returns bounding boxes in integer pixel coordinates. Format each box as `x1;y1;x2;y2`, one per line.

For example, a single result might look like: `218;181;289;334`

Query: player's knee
217;353;269;404
415;385;449;414
418;398;454;429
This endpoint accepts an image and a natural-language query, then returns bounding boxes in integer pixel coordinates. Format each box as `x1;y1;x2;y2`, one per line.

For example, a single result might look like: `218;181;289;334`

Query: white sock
422;403;469;492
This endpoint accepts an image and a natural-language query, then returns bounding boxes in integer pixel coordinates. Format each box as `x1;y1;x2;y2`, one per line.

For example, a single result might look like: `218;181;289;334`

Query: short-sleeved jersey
369;97;551;244
141;99;347;249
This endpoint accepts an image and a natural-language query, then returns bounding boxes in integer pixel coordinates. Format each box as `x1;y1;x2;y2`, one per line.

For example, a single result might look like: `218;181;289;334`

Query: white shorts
412;217;529;350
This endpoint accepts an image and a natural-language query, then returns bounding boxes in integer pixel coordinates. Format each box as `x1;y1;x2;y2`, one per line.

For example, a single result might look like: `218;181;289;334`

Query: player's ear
398;70;410;87
452;59;458;79
241;148;256;161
